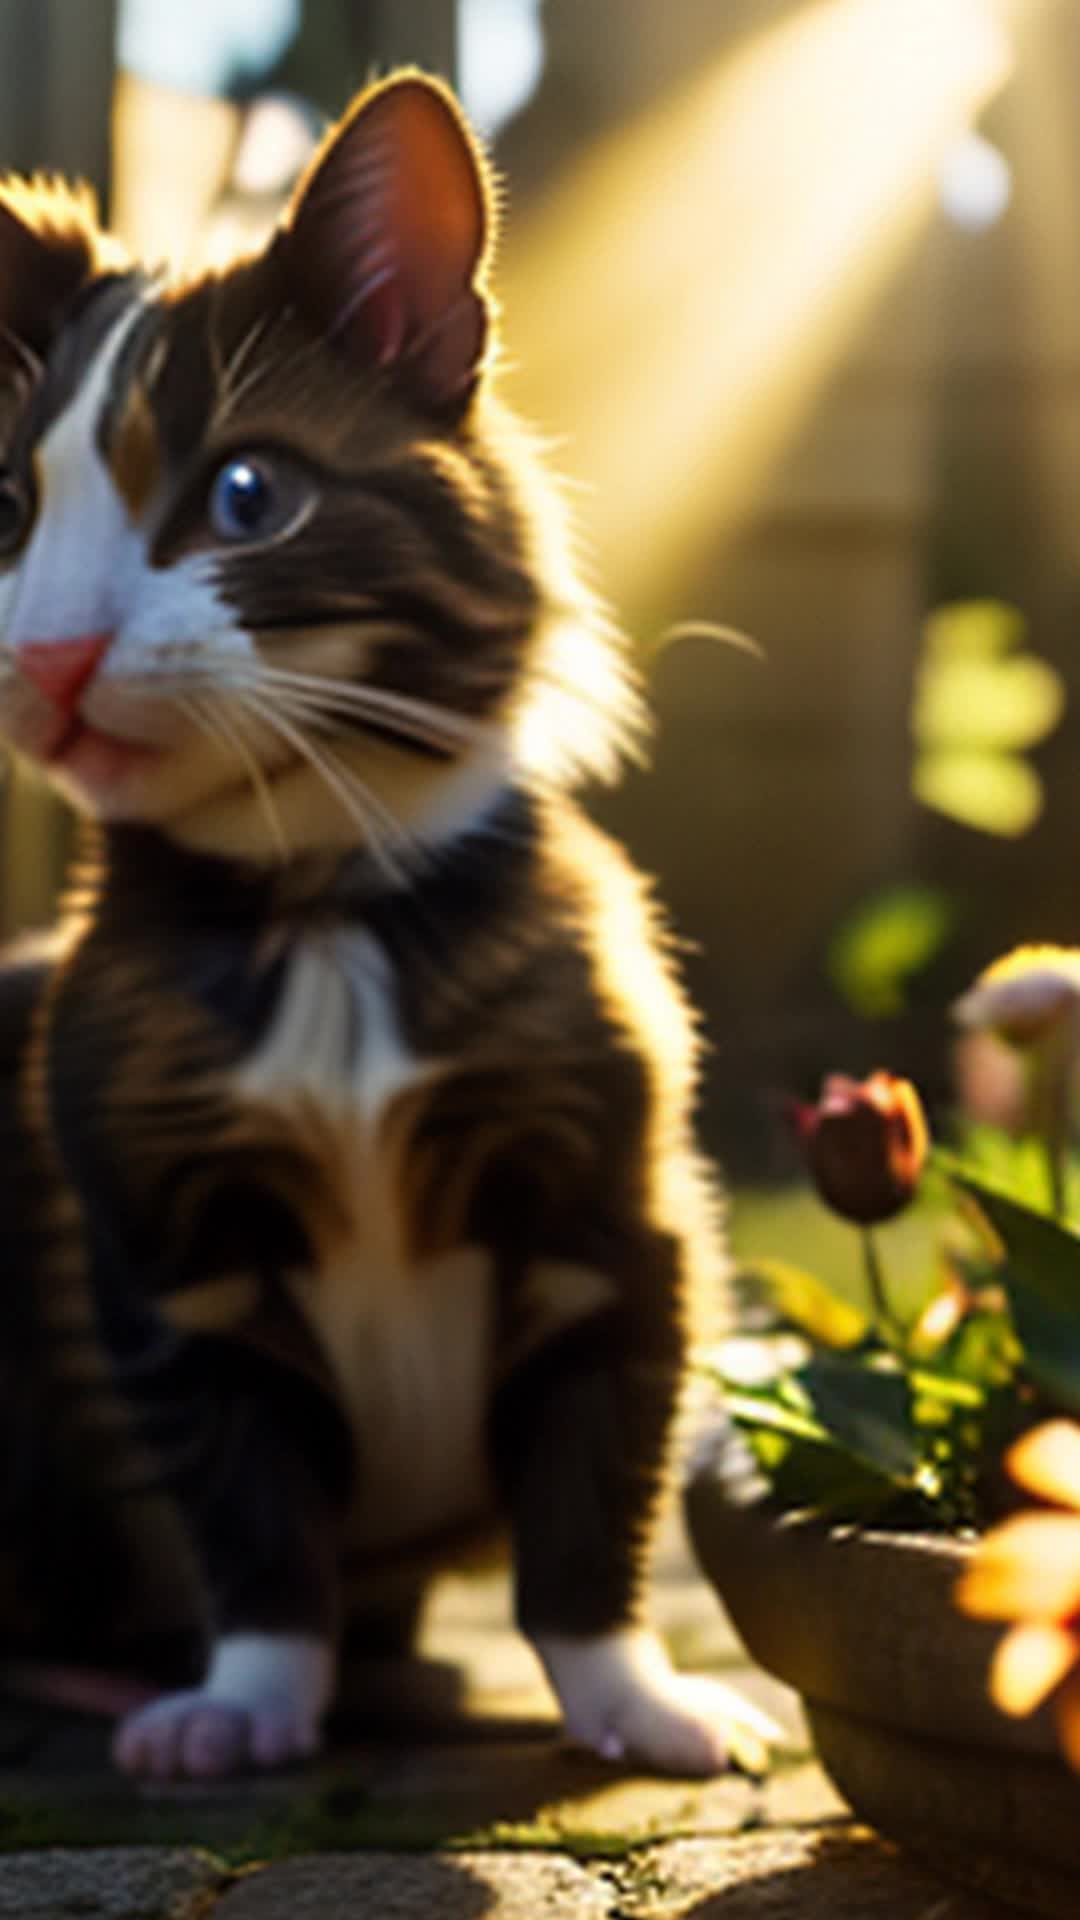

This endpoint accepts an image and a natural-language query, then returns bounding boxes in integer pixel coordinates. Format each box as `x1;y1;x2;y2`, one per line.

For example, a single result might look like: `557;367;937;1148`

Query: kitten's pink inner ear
284;77;490;407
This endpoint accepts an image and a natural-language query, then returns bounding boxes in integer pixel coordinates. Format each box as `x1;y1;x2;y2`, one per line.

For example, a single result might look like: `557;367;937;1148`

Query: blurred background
0;0;1075;1189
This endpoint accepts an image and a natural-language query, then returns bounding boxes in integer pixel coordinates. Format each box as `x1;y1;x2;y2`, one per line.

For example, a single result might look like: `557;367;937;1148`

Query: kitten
0;72;733;1780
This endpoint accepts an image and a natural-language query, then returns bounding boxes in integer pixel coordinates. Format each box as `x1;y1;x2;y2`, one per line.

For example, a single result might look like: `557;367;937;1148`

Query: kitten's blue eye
210;459;275;540
207;454;314;545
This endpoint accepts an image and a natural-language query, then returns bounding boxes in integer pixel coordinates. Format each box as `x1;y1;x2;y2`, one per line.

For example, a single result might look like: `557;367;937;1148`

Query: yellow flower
953;944;1080;1049
956;1420;1080;1767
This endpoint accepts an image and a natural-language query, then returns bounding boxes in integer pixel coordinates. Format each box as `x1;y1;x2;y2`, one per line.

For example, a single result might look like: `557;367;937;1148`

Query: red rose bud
793;1071;929;1225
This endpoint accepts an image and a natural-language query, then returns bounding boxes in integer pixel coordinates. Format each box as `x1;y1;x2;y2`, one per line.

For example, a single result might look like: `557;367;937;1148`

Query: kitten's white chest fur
237;928;421;1125
235;930;495;1546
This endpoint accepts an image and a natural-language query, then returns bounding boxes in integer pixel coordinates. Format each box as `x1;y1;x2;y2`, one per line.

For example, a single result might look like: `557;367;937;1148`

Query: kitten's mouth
42;713;164;789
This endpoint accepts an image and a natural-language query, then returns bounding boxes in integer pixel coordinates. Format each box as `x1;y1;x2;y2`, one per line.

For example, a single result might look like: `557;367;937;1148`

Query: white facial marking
108;550;250;684
5;305;143;650
3;299;252;685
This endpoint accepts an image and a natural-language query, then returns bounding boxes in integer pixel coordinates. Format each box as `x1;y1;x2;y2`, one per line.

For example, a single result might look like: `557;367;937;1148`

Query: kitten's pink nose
18;634;112;714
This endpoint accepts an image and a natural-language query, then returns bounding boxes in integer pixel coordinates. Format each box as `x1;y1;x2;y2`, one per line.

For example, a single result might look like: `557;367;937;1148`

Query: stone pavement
0;1519;1031;1917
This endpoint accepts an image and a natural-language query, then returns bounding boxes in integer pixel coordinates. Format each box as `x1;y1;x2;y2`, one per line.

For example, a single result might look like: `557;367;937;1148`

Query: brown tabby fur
0;73;726;1769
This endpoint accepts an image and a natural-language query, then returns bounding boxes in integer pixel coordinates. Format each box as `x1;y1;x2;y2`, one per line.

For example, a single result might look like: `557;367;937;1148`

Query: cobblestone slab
214;1851;611;1918
170;1831;1025;1919
0;1845;224;1917
609;1833;1023;1918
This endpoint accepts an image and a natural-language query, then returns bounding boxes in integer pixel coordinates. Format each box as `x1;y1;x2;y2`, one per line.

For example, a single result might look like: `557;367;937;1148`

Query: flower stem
1029;1049;1070;1222
862;1228;902;1344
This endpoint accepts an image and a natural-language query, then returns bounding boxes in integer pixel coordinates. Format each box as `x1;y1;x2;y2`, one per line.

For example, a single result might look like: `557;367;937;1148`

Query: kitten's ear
282;74;491;411
0;181;98;364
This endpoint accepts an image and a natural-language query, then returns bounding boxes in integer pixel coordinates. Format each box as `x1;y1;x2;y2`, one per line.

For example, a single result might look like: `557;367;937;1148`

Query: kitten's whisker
232;680;469;756
233;690;414;886
104;642;492;755
226;663;489;749
134;649;484;754
186;668;478;756
177;691;291;863
199;698;292;863
231;687;458;891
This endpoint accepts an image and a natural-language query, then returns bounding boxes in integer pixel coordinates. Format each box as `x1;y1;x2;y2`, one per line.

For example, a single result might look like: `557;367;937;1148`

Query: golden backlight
498;0;1013;617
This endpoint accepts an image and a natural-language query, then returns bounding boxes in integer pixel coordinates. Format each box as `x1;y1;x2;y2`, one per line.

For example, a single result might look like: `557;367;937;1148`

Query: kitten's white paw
112;1633;332;1780
534;1628;774;1778
112;1691;317;1779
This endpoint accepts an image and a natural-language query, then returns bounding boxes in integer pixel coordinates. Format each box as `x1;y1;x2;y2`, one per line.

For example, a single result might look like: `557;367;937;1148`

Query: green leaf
937;1155;1080;1414
909;1365;987;1409
826;885;955;1018
799;1351;919;1479
911;599;1062;839
1001;1287;1080;1416
923;599;1027;661
767;1434;908;1520
915;1313;1018;1395
720;1385;833;1446
913;656;1064;753
742;1259;868;1348
959;1126;1057;1213
913;748;1045;838
935;1153;1080;1301
721;1384;908;1520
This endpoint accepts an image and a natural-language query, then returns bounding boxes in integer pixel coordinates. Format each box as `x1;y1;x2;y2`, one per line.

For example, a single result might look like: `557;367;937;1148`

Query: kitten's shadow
333;1646;557;1744
334;1651;472;1743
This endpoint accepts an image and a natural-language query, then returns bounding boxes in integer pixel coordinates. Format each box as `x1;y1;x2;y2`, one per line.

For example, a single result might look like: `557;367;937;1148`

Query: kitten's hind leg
533;1626;773;1778
493;1234;751;1778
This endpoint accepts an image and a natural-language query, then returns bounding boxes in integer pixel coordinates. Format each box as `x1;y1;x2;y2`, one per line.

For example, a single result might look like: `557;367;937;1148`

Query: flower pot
686;1428;1080;1918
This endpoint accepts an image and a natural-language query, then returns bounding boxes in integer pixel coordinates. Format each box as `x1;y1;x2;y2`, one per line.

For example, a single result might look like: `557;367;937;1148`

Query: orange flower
792;1071;928;1225
956;1420;1080;1768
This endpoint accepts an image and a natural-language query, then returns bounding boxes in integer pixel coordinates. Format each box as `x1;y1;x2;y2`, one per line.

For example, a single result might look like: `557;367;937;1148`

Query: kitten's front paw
534;1628;777;1778
112;1633;332;1780
113;1690;319;1779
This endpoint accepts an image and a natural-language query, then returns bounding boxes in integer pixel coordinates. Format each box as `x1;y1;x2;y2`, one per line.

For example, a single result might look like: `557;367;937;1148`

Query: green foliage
914;654;1062;754
799;1351;919;1478
911;598;1065;837
827;884;956;1017
938;1154;1080;1417
922;599;1027;660
958;1125;1057;1212
719;1124;1080;1531
912;752;1045;839
721;1372;917;1521
740;1258;868;1347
